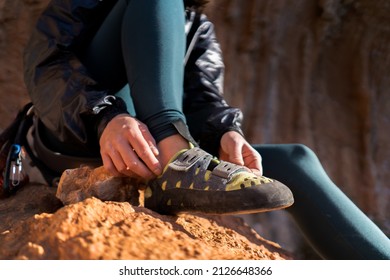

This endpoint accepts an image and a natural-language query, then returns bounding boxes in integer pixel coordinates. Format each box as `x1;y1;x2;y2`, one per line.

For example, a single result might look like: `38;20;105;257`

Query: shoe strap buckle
211;160;244;180
170;148;212;172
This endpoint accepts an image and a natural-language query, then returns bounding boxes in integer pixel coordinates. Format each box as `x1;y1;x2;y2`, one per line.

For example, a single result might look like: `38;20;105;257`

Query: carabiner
3;144;26;194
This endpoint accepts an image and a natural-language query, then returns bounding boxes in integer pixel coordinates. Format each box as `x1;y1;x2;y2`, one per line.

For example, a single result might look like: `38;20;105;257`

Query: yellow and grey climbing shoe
144;147;294;215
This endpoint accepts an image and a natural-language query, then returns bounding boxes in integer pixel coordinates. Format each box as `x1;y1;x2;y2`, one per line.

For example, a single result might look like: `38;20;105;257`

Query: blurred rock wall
205;0;390;256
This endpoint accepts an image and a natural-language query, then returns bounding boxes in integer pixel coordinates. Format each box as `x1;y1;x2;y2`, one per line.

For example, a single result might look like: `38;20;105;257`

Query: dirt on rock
0;183;293;260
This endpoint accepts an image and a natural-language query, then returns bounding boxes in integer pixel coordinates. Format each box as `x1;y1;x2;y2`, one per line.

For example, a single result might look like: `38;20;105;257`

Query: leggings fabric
82;0;186;143
254;144;390;260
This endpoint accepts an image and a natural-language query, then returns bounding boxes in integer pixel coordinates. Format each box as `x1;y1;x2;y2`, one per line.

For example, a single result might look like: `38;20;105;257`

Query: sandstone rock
0;184;293;260
56;165;142;206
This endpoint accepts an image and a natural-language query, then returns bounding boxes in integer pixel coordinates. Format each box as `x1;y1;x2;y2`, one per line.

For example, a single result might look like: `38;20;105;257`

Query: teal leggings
255;144;390;259
80;0;390;259
82;0;186;143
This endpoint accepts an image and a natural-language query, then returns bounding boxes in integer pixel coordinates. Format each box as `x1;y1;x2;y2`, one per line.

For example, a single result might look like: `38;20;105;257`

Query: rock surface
0;183;292;260
56;166;141;206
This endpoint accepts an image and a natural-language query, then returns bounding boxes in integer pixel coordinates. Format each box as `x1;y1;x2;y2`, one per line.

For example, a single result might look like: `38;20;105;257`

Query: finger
139;124;160;157
105;154;142;180
101;153;123;177
229;142;245;166
102;140;143;178
128;126;162;176
244;147;263;176
135;148;162;176
124;166;143;180
250;167;263;177
116;142;156;180
133;145;162;176
100;141;125;176
109;148;136;176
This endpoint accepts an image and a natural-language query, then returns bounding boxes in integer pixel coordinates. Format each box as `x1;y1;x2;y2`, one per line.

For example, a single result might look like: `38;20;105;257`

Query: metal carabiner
3;144;26;194
1;103;34;195
10;146;24;186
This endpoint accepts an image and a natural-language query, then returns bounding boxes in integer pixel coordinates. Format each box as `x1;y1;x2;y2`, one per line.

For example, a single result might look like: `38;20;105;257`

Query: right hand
219;131;263;176
99;114;162;180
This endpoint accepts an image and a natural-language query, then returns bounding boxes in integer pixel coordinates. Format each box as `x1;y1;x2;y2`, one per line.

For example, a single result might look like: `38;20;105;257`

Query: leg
84;0;187;138
253;144;390;259
122;0;187;142
122;0;190;164
83;0;190;165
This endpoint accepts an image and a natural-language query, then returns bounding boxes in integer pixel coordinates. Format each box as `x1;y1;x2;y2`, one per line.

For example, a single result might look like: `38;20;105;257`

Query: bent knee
288;143;318;162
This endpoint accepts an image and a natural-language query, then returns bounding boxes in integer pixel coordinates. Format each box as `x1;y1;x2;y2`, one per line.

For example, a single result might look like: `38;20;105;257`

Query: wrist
95;97;129;140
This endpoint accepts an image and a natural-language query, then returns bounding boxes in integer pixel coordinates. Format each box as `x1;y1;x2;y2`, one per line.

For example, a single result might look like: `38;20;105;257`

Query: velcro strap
169;148;212;172
211;160;246;180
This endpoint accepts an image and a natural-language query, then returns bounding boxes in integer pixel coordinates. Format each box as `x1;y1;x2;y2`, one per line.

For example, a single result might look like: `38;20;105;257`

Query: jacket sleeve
23;0;128;154
183;12;244;156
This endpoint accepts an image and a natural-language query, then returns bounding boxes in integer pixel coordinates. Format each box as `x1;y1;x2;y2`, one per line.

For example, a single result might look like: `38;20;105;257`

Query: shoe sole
144;181;294;215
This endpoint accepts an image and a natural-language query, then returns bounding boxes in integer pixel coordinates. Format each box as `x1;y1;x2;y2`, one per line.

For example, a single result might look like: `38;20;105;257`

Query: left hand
219;131;263;176
99;114;161;180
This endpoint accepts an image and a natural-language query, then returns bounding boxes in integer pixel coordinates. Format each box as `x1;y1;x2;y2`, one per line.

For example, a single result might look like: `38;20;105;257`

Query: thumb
229;143;244;166
250;168;263;177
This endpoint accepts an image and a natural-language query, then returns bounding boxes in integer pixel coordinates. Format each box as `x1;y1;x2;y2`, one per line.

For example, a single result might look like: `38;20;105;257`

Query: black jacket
23;0;244;157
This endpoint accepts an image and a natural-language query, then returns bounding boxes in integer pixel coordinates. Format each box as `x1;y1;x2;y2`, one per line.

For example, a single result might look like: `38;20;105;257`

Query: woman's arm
183;11;244;156
184;11;262;174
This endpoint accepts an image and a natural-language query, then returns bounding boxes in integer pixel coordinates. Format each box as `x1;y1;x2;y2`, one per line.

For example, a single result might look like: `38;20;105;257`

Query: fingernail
252;169;263;177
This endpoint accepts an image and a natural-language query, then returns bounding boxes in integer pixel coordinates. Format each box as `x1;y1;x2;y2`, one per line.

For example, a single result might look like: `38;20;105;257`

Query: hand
99;114;162;180
219;131;263;176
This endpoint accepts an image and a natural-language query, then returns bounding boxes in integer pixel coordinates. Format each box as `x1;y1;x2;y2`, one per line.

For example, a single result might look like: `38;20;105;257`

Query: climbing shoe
144;147;294;215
